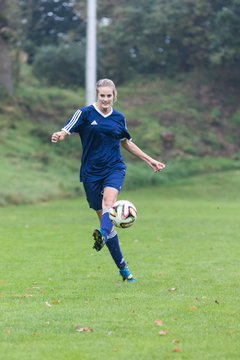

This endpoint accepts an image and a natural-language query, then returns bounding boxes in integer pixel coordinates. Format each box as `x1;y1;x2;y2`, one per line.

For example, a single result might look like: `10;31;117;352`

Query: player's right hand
51;131;64;143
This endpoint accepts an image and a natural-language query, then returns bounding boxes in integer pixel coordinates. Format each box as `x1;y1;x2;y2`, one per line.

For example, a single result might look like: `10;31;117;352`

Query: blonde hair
96;78;117;100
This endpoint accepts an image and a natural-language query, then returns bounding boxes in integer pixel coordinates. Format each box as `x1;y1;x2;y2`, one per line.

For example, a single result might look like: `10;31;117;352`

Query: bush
230;110;240;125
32;43;86;87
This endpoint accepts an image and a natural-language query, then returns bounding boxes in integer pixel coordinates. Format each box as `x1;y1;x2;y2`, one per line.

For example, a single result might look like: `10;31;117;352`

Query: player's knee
102;197;115;209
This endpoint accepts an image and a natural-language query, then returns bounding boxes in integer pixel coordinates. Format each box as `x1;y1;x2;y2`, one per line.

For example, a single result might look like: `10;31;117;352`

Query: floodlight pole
86;0;97;105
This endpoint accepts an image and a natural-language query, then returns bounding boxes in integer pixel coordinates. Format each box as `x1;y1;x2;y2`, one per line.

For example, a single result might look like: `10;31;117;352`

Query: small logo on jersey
91;120;98;125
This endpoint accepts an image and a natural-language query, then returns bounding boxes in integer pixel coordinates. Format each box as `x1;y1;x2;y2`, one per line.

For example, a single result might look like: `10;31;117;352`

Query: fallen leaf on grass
215;300;220;304
159;330;169;336
191;305;198;311
45;301;52;308
75;325;93;333
154;320;163;326
16;294;33;298
168;287;177;292
172;348;182;353
51;299;60;305
172;339;180;344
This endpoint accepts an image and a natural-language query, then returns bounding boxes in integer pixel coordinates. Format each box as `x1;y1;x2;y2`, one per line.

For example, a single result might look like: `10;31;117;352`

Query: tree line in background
0;0;240;93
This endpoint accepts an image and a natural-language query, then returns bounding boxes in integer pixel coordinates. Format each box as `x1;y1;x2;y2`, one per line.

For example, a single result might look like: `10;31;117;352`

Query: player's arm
121;139;166;172
51;108;83;143
51;129;68;143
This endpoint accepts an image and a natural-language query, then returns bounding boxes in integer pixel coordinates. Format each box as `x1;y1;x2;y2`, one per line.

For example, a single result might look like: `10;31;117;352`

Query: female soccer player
51;79;165;282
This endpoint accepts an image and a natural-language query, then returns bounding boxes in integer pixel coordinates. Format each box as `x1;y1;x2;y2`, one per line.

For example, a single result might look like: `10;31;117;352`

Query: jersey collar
93;103;113;118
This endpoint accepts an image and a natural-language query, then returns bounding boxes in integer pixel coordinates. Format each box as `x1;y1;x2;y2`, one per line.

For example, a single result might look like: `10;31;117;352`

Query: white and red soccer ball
109;200;137;228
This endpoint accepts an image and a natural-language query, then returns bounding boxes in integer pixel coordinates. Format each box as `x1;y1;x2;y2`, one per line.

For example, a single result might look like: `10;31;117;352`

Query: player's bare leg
93;187;117;251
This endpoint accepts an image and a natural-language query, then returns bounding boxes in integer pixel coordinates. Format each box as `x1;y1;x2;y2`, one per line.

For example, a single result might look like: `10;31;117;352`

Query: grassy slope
118;73;240;159
0;171;239;360
0;68;239;205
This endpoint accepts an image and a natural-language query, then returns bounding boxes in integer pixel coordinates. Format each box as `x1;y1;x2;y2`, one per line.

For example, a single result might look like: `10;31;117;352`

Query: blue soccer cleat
92;229;106;252
119;266;136;282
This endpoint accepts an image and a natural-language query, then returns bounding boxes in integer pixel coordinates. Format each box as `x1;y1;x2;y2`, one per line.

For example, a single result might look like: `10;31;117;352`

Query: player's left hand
150;160;166;172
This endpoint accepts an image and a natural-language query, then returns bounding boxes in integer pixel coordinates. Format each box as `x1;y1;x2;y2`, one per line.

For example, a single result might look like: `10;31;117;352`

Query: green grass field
1;171;240;360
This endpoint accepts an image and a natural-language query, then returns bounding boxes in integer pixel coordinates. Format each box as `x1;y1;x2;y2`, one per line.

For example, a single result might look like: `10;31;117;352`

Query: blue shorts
83;170;126;211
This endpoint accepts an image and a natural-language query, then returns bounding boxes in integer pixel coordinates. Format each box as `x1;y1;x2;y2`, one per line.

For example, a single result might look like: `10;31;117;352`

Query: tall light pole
86;0;97;105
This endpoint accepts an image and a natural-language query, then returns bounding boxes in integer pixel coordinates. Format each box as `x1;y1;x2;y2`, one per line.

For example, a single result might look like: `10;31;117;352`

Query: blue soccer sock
106;230;126;270
100;208;113;239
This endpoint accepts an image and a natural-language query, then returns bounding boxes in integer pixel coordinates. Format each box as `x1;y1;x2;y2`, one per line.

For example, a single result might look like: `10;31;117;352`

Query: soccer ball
109;200;137;228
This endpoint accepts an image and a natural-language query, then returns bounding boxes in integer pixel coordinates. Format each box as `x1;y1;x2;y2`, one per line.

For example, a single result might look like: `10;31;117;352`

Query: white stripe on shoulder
64;109;82;132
